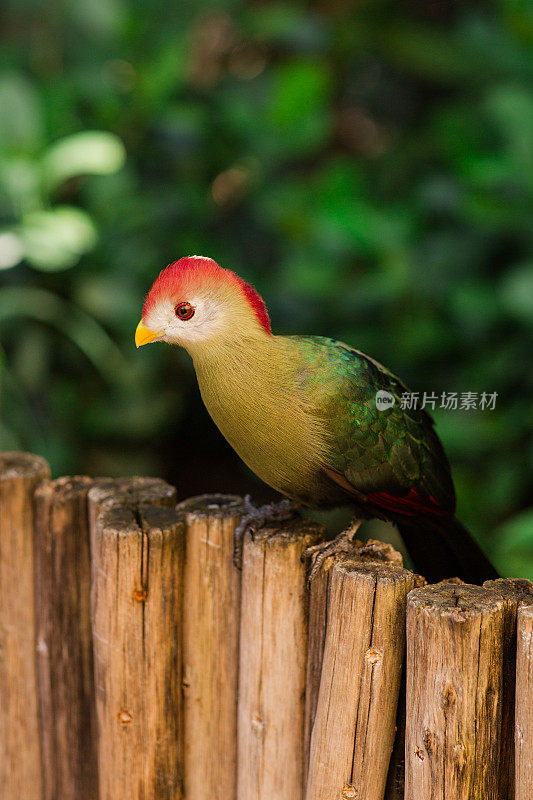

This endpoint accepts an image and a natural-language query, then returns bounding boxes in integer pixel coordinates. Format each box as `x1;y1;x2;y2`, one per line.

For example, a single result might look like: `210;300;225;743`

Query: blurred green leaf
380;23;479;84
0;232;24;270
267;60;331;156
450;281;502;337
0;74;44;153
493;509;533;580
500;261;533;324
137;40;187;106
20;207;97;271
251;4;328;51
486;85;533;172
0;157;41;216
69;0;126;38
42;132;126;190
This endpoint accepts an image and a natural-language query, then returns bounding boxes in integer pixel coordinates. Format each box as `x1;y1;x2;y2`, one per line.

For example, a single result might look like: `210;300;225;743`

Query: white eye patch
144;293;229;345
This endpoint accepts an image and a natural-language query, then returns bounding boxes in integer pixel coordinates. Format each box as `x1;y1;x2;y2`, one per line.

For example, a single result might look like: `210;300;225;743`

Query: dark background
1;0;532;576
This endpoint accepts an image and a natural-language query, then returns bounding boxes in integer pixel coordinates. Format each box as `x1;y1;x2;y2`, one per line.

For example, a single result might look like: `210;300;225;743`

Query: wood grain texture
305;546;416;800
0;451;50;800
88;476;177;548
92;504;185;800
383;671;407;800
176;494;246;800
303;562;328;781
405;582;516;800
237;519;324;800
484;578;533;800
516;604;533;800
33;476;98;800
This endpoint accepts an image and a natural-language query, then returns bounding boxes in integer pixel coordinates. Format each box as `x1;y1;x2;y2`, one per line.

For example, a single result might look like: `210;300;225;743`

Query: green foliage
0;0;532;574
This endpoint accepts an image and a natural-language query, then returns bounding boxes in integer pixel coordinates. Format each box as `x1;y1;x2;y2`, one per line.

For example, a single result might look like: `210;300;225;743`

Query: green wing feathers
291;336;456;513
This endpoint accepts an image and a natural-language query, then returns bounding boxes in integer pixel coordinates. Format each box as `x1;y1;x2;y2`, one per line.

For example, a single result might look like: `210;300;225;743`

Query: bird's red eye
175;302;195;320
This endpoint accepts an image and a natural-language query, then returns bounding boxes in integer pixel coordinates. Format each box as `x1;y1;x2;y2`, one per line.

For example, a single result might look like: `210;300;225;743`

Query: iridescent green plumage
286;335;455;514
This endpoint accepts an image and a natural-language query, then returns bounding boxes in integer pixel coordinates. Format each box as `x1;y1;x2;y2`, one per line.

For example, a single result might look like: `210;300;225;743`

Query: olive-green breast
191;333;455;514
192;336;331;503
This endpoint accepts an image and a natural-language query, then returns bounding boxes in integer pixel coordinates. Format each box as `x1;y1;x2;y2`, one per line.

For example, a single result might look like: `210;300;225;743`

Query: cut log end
248;516;325;546
0;451;50;480
484;577;533;604
408;581;513;618
99;502;185;538
176;492;246;518
88;476;177;509
35;475;93;502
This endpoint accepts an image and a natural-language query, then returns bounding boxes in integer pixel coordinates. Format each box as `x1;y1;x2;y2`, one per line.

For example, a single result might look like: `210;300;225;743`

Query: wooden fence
0;451;532;800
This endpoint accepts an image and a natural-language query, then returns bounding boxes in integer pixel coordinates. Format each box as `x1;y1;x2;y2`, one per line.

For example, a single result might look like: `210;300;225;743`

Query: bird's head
135;256;271;352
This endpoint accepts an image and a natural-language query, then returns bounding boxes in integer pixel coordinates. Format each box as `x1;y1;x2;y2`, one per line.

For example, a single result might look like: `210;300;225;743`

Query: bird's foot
233;495;301;569
303;523;403;582
303;521;362;582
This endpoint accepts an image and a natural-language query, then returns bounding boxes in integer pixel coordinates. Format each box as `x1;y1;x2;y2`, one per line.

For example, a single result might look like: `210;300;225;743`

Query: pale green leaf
0;232;24;270
500;261;533;324
0;74;44;152
20;207;97;271
42;131;126;190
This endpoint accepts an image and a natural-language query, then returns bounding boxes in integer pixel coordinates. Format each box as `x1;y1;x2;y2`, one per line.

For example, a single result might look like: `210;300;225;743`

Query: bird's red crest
142;256;272;334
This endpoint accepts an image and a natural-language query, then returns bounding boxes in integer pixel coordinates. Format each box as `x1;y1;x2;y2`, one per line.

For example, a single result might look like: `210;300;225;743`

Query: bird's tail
397;515;499;585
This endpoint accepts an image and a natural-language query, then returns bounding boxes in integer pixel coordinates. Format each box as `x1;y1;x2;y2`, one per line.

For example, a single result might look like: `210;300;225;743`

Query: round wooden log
305;545;416;800
405;582;516;800
484;578;533;800
0;451;50;800
176;494;246;800
237;519;324;800
33;476;98;800
516;604;533;800
87;476;177;547
92;503;185;800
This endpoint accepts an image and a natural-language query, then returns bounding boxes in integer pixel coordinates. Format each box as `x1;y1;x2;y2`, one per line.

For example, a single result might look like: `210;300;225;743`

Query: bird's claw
303;520;365;582
303;526;404;583
233;497;301;569
303;532;357;582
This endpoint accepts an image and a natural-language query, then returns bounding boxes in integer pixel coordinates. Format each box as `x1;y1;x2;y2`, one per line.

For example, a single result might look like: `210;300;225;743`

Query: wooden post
30;474;176;800
484;578;533;800
405;582;516;800
92;503;185;800
33;476;98;800
0;451;50;800
237;519;324;800
305;545;416;800
176;494;246;800
87;476;177;545
516;604;533;800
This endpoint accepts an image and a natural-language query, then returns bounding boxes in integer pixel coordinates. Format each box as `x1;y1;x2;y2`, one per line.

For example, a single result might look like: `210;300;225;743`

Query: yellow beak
135;319;161;348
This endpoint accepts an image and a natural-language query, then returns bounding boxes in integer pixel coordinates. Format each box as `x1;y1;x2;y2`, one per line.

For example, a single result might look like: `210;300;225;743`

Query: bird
135;255;498;584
